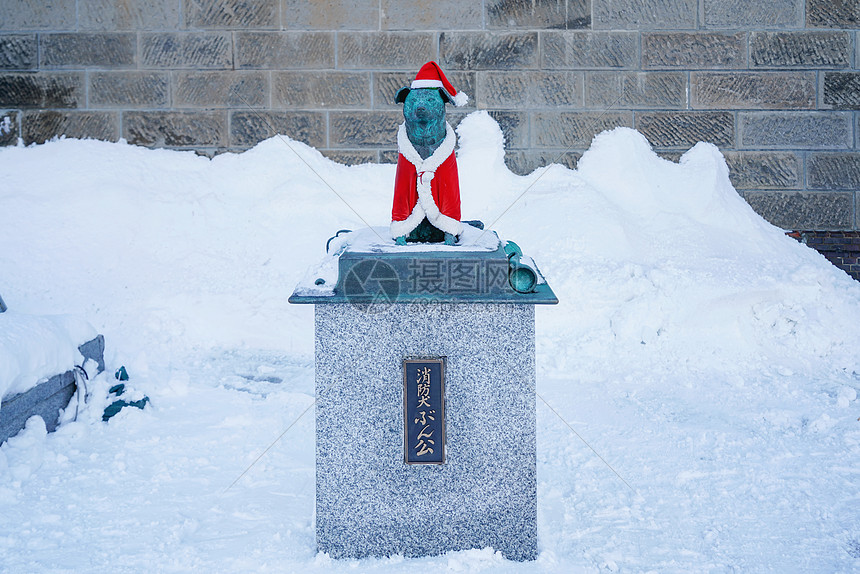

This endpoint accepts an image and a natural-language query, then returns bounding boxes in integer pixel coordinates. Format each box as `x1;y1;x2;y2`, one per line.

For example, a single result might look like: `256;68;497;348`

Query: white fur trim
452;91;468;107
397;122;423;168
390;122;464;238
390;203;425;238
411;79;443;89
397;122;455;173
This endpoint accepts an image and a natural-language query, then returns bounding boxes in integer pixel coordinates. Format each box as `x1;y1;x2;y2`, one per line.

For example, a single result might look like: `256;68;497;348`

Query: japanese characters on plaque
403;358;446;464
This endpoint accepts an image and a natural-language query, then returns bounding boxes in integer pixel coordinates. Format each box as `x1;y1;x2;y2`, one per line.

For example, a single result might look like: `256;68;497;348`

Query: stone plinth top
289;226;558;305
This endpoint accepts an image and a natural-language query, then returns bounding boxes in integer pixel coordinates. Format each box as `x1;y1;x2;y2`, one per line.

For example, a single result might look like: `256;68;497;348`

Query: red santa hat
410;61;468;107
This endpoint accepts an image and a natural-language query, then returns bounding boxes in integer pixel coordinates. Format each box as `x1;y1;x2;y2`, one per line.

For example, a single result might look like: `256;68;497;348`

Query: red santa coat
390;122;464;239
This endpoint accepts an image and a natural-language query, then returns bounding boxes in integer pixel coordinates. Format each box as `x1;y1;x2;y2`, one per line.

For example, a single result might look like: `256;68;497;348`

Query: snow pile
458;114;860;377
0;137;390;358
533;128;859;374
0;112;858;571
0;312;95;400
3;113;858;376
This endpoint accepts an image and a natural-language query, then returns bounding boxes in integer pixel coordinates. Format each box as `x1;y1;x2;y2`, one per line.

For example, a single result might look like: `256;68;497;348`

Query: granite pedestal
290;229;556;560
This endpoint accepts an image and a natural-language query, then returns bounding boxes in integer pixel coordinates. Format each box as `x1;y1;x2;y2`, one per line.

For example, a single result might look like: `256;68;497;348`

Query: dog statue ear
395;87;410;104
438;89;451;105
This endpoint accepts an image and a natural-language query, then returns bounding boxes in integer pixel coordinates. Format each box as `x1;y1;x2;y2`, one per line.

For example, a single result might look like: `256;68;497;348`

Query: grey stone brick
642;32;745;69
283;0;378;30
656;151;683;162
273;72;370;109
532;111;632;148
339;33;435;70
750;32;851;68
0;35;37;70
445;111;466;130
593;0;696;29
21;110;118;144
541;31;638;69
238;32;335;70
743;191;853;230
487;0;590;30
703;0;801;28
191;148;227;158
40;33;136;68
722;151;802;190
505;150;580;175
0;111;19;146
230;110;326;148
0;0;76;30
691;72;815;110
440;32;539;70
823;72;860;110
477;71;582;108
636;111;734;148
740;112;852;149
808;153;860;190
373;72;412;109
89;72;168;108
235;32;335;69
374;71;476;109
320;149;379;165
0;73;83;109
329;111;402;147
380;149;400;163
174;71;267;108
585;72;686;109
382;0;483;30
806;0;860;28
184;0;278;28
142;33;232;69
487;110;530;149
78;0;181;30
569;0;592;28
124;111;226;147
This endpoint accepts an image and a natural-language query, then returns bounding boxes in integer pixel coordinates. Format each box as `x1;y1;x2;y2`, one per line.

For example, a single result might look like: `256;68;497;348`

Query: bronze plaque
403;358;446;464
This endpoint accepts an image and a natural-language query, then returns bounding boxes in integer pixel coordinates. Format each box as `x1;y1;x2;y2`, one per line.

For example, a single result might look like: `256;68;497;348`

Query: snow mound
459;121;860;376
0;312;95;400
1;114;858;377
1;112;859;572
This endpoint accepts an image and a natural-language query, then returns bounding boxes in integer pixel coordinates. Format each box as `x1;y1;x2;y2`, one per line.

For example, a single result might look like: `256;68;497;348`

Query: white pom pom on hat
410;61;469;107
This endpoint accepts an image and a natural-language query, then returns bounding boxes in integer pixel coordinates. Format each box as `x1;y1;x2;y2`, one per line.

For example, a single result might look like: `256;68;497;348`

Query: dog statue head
395;62;468;160
395;86;450;160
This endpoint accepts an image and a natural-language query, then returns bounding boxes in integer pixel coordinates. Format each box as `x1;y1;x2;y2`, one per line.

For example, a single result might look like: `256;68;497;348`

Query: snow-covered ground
1;112;858;572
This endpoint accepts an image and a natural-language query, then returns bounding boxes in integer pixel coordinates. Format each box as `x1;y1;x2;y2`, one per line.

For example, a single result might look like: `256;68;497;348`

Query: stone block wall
1;1;860;241
789;230;860;280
